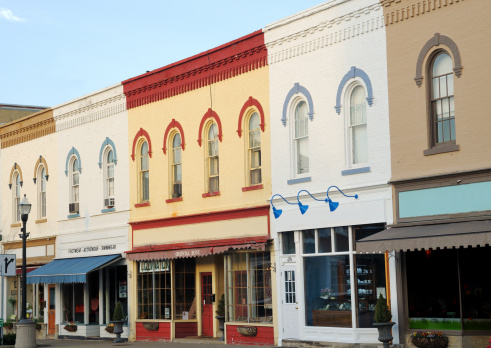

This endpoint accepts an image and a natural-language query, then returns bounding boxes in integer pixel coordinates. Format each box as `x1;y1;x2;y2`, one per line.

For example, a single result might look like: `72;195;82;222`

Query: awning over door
356;220;491;253
26;254;120;284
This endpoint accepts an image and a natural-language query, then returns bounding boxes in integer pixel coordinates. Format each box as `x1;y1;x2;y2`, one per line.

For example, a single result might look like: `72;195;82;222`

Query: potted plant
372;293;395;348
410;331;448;348
111;301;125;343
63;322;77;332
215;294;225;341
8;298;17;314
105;323;114;333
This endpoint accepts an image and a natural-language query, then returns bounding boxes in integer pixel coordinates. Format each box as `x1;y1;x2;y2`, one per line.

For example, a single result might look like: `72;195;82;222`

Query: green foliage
374;293;392;323
8;298;16;309
3;333;16;345
113;301;124;321
216;294;225;317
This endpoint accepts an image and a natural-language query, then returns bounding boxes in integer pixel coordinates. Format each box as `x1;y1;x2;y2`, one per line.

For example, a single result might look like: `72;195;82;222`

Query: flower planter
64;325;77;332
215;316;225;341
143;322;159;331
105;326;114;333
111;320;125;343
373;322;395;348
237;326;257;336
411;336;449;348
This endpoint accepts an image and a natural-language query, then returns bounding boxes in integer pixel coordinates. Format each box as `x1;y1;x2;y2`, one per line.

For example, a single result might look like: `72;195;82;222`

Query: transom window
140;141;149;202
171;133;182;199
38;166;47;219
248;113;261;185
349;85;368;164
431;52;455;144
207;123;219;193
294;101;309;175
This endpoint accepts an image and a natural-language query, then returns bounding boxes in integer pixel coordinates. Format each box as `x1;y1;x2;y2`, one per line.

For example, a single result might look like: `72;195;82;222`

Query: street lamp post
16;194;36;348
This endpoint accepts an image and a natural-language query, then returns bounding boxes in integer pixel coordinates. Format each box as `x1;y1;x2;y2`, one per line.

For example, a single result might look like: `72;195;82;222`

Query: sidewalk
3;338;279;348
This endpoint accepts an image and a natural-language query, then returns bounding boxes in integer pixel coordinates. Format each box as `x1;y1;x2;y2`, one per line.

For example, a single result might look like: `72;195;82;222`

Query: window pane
334;227;349;252
318;228;332;253
173;133;181;148
439;76;448;98
352;124;368;164
282;231;295;255
295;101;308;138
432;78;440;99
304;255;352;327
107;150;114;163
353;224;385;250
447;74;454;96
432;53;452;76
442;98;450;119
297;137;309;174
142;171;149;201
303;230;315;254
174;259;196;320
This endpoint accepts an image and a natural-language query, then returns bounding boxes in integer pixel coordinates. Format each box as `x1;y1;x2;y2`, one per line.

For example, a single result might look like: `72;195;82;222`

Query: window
430;52;455;145
37;166;46;219
104;148;115;208
207;123;219;193
68;158;80;214
300;224;386;328
225;252;273;323
174;258;196;320
171;133;182;199
137;260;171;320
281;231;295;255
294;101;309;175
349;86;368;164
139;141;149;202
13;172;21;222
248;113;261;185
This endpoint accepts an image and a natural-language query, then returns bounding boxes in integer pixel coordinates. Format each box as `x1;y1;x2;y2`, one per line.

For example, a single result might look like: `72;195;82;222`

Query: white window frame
103;146;115;207
139;140;149;203
171;132;182;199
290;98;309;177
206;123;219;193
37;165;47;219
247;112;261;186
69;156;80;205
12;171;21;223
344;81;369;168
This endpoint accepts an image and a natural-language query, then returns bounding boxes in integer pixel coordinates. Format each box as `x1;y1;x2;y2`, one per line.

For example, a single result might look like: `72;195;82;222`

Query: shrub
113;301;124;321
3;333;16;345
374;293;392;323
216;294;225;317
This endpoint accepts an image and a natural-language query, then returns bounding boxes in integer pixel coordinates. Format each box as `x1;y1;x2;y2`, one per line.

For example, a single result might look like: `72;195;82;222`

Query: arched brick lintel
162;119;186;155
197;109;223;147
131;128;153;161
237;97;266;138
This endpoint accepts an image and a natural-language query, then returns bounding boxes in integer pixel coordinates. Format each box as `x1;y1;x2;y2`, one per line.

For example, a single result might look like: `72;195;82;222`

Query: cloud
0;8;26;22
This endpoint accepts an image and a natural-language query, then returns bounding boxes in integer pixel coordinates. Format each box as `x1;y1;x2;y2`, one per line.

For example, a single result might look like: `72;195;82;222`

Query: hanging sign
119;281;127;298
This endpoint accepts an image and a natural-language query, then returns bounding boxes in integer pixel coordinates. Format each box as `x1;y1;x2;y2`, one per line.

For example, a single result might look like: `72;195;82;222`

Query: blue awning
26;254;120;284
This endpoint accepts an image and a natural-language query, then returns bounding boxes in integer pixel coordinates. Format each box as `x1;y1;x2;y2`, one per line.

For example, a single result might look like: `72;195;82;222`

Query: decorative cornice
0;118;55;149
122;31;267;110
381;0;465;26
266;3;383;65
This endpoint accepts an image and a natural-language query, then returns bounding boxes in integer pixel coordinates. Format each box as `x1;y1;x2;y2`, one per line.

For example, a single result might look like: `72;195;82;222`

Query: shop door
48;285;56;335
201;273;213;337
282;267;300;340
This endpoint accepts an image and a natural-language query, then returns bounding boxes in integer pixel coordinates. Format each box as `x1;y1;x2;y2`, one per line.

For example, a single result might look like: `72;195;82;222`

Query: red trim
165;197;182;203
135;322;171;341
122;31;267;110
135;202;150;208
237;97;266;138
127;236;269;254
226;325;274;345
197;109;223;147
202;191;220;198
130;205;269;230
131;128;153;161
242;184;263;192
162;119;186;155
16;267;38;275
175;322;197;338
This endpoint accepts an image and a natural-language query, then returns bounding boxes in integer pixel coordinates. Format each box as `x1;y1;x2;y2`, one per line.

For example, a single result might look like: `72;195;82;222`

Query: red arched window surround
131;128;153;161
237;96;265;137
162;119;186;155
197;108;223;147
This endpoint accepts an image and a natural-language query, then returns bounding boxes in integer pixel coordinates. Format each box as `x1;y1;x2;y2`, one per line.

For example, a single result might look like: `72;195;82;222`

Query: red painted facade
122;30;267;110
175;322;198;338
135;322;171;341
226;325;275;345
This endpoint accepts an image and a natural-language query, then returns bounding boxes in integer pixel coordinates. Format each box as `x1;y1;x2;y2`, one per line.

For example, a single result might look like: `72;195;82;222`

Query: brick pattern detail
1;117;55;149
381;0;464;26
226;325;274;345
135;322;171;341
175;322;197;338
123;31;267;110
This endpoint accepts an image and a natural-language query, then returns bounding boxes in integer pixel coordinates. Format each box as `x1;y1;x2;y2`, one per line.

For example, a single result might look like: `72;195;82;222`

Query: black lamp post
16;194;36;348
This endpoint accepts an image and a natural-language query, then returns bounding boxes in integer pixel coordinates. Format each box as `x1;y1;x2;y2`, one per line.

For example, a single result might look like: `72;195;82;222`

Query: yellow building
123;30;276;344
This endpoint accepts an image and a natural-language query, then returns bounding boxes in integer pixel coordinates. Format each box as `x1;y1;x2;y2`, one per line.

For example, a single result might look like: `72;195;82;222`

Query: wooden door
201;273;213;337
48;285;55;335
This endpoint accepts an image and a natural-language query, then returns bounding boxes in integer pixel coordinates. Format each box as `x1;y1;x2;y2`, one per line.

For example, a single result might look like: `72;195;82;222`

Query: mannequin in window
90;294;99;323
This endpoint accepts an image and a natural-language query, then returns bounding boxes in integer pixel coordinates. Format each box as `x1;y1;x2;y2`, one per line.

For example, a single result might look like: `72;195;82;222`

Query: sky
0;1;325;107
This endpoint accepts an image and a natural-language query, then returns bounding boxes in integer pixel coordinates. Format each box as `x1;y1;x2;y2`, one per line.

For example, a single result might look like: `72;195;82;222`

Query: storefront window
174;258;196;320
282;231;295;254
407;246;491;331
226;252;273;323
62;283;84;323
137;260;171;320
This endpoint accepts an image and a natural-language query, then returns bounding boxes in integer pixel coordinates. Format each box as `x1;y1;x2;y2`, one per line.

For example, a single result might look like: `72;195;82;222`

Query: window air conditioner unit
104;198;115;208
69;203;79;214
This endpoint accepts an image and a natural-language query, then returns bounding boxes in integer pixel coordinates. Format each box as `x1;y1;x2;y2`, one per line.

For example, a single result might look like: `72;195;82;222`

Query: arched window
207;123;219;193
69;157;80;214
248;112;261;185
104;148;115;208
349;85;368;164
294;101;309;175
139;141;149;202
430;52;455;145
37;166;47;219
171;133;182;199
13;172;21;222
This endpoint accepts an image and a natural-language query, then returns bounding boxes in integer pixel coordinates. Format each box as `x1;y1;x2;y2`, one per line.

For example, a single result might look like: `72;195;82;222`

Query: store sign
68;245;116;254
0;255;16;276
139;260;170;273
119;281;127;298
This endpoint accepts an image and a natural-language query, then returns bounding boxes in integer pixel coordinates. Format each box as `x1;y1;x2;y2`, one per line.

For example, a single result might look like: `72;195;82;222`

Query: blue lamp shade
273;206;283;219
328;199;339;212
299;202;309;215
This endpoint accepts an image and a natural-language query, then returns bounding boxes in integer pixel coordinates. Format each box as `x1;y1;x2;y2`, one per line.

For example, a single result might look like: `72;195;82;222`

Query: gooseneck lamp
326;185;358;212
297;190;328;215
270;194;297;219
